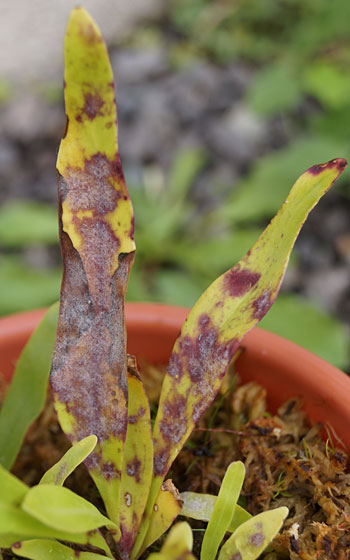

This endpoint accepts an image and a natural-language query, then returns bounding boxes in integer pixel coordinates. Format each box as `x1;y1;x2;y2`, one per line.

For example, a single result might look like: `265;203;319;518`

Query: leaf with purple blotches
50;6;135;527
140;157;347;545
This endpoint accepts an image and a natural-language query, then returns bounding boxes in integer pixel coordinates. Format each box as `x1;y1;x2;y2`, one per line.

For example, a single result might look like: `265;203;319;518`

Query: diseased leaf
50;6;135;526
39;435;97;486
218;507;288;560
201;462;245;560
118;362;153;556
21;485;118;535
134;480;183;559
141;158;347;545
180;492;251;532
0;464;28;506
0;303;58;469
12;539;109;560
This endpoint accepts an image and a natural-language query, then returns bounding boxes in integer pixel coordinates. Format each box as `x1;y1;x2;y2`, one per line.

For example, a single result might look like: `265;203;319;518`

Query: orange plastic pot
1;302;349;449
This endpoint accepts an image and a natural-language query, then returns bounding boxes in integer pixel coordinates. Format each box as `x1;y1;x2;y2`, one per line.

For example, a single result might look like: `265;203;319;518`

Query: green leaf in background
39;435;98;486
0;303;58;469
260;295;349;369
222;137;348;222
0;201;58;248
303;63;350;110
201;462;245;560
152;269;204;307
246;61;302;116
12;539;108;560
0;256;61;315
22;485;118;534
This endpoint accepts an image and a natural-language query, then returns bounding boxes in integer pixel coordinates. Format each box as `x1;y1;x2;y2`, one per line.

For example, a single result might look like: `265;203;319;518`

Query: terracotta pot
1;302;349;449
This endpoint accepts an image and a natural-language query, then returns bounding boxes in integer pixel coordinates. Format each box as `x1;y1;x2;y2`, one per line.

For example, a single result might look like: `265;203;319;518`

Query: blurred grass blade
0;303;58;469
39;435;97;486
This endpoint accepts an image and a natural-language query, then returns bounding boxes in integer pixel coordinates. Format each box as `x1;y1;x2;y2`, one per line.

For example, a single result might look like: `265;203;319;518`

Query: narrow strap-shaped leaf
144;158;347;536
0;303;58;469
39;435;97;486
50;7;135;525
201;462;245;560
12;539;109;560
0;464;28;505
218;507;288;560
118;364;153;556
134;480;183;559
21;485;118;535
180;491;251;533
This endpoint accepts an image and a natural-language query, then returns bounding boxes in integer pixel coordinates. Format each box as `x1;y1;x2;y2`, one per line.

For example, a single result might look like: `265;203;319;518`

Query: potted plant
1;7;350;560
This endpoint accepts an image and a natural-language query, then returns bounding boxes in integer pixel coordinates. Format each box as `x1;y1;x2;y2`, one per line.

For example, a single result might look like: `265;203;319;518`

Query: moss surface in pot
0;7;349;560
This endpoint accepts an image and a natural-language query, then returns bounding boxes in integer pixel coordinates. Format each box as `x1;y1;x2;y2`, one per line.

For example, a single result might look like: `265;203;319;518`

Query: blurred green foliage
0;0;348;369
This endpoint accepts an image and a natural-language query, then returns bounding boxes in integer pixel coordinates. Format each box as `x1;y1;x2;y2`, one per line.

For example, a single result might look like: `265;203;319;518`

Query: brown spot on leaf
159;394;188;443
224;265;260;297
153;447;169;477
128;415;138;424
126;457;142;482
230;554;242;560
252;291;273;320
124;492;132;507
81;92;105;120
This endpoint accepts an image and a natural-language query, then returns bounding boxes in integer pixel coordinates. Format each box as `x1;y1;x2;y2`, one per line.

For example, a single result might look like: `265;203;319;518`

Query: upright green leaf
201;462;245;560
0;303;58;469
138;158;346;549
50;7;135;526
39;435;97;486
118;368;153;556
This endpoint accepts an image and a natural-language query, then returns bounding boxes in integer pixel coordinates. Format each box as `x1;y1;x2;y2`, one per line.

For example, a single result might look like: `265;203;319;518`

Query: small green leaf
218;507;288;560
201;462;245;560
0;503;104;545
0;303;59;469
180;491;251;532
39;435;98;486
0;464;28;505
21;485;118;535
12;539;109;560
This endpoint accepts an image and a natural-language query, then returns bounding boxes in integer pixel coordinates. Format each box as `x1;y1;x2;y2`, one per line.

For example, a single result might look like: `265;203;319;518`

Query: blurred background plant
0;0;349;369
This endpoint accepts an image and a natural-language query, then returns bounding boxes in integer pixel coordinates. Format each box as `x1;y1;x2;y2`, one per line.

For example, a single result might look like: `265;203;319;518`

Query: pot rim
1;302;349;449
